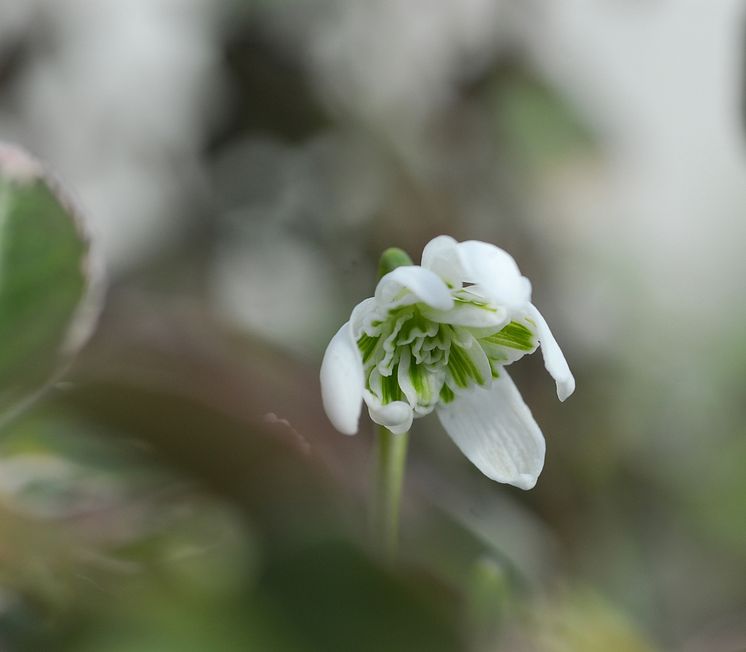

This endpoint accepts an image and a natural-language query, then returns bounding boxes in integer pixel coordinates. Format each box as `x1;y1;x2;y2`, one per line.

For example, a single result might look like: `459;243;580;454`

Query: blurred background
0;0;745;650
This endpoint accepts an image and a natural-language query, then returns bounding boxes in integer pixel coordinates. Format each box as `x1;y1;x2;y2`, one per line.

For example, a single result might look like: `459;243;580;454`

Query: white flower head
320;236;575;489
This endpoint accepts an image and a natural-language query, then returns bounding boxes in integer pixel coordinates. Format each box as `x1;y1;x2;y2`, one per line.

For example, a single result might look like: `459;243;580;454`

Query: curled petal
526;304;575;401
436;371;545;489
456;240;532;308
375;266;453;311
349;297;379;338
421;235;464;288
363;390;414;434
320;322;364;435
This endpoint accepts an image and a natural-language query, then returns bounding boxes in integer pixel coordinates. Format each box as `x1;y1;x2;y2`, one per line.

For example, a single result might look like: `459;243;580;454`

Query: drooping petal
436;371;546;489
456;240;532;309
320;322;364;435
375;266;453;311
363;390;414;435
421;235;464;288
526;304;575;402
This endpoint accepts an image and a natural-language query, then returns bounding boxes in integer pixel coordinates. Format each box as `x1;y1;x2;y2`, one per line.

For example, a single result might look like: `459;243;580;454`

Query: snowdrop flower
320;236;574;489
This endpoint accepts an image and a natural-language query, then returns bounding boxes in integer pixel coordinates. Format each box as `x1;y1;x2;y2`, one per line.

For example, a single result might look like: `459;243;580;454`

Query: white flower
320;236;575;489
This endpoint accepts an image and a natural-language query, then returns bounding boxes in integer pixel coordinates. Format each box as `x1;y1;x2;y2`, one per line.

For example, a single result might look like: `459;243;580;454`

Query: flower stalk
372;425;409;560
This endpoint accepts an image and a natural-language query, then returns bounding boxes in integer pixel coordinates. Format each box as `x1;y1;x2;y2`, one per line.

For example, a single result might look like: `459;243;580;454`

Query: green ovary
358;304;536;414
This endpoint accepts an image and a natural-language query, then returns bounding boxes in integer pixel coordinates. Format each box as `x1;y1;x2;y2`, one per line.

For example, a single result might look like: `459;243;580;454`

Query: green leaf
0;144;100;416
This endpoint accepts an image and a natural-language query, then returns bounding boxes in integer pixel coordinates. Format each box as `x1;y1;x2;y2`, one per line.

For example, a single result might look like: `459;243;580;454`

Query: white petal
375;266;453;311
421;302;508;329
421;235;464;287
456;240;532;309
363;390;414;434
349;297;379;338
526;304;575;401
320;322;364;435
437;371;545;489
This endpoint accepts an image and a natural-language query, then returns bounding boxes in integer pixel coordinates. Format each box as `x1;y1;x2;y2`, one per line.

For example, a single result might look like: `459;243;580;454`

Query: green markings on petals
482;321;536;352
380;366;404;404
440;384;455;404
452;292;495;311
408;360;432;406
447;343;485;388
364;249;537;415
358;333;379;363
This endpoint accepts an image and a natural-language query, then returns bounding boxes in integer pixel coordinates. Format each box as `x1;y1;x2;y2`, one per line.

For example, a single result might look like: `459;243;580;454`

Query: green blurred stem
372;426;409;560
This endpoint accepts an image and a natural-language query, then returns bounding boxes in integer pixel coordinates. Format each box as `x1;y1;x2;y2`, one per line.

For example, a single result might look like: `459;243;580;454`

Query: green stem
372;425;409;560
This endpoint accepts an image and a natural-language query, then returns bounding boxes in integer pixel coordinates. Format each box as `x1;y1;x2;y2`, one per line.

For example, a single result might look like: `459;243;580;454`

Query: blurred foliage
0;145;96;415
490;68;596;172
526;589;658;652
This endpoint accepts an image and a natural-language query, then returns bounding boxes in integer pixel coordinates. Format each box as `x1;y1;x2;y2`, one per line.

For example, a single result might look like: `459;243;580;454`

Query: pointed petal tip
479;464;541;490
329;412;360;436
510;472;539;491
526;304;575;403
556;374;576;402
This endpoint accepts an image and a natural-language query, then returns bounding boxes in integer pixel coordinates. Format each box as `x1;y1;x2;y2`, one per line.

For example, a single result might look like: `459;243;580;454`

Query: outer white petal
526;304;575;401
375;266;453;311
320;322;364;435
456;240;532;308
363;390;414;435
436;371;545;490
421;235;464;287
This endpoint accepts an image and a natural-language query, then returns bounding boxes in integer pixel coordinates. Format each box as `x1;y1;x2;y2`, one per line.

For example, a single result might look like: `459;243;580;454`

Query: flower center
357;302;536;416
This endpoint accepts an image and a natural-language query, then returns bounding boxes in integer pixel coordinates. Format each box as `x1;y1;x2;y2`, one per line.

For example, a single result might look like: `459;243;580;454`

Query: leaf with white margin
320;322;365;435
0;143;103;418
437;371;545;490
